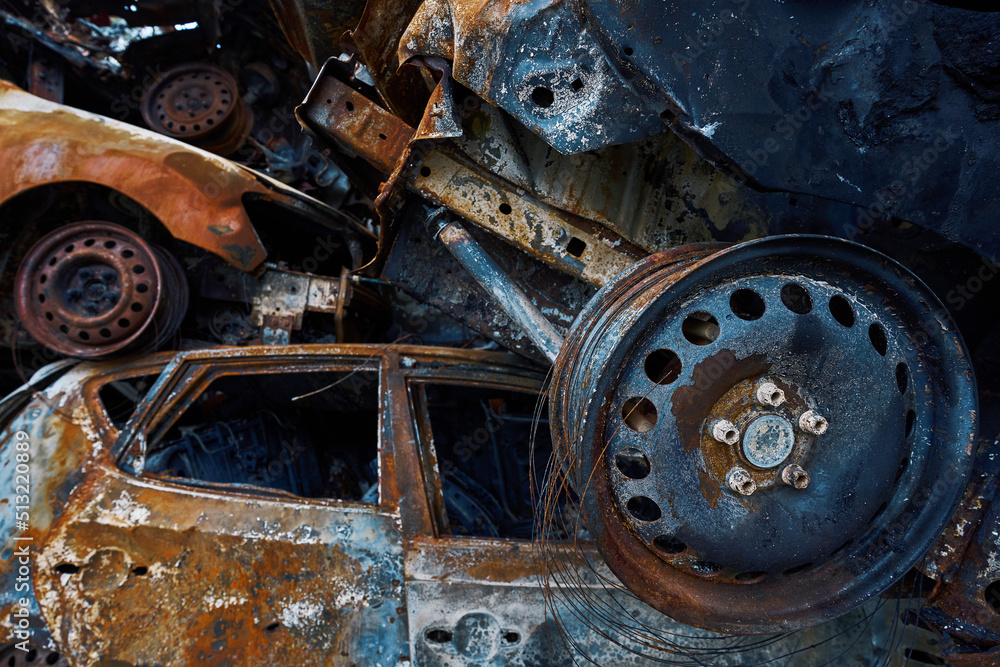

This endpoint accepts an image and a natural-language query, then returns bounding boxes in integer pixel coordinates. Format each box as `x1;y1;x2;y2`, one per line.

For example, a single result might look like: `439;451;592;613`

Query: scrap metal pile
0;0;998;664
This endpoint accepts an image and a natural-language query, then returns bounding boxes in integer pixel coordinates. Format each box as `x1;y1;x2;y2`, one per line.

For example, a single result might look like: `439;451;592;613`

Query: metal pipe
437;220;564;363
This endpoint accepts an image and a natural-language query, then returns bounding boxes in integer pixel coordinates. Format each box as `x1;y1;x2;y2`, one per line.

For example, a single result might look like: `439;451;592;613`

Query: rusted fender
0;81;277;271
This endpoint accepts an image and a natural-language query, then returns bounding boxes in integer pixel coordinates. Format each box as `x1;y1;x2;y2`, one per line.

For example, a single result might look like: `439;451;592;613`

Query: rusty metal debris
0;0;998;664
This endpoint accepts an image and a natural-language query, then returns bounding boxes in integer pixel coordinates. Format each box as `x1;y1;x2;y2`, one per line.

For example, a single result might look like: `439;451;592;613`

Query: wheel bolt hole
652;535;686;554
869;322;888;356
984;581;1000;614
622;397;657;433
531;86;554;108
682;311;719;345
730;288;765;320
626;496;661;522
614;447;651;479
829;294;855;327
896;362;908;394
644;348;681;385
780;283;812;314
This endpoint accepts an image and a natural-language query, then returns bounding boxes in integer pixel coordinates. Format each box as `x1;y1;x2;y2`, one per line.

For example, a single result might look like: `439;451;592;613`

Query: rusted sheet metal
398;0;664;154
304;60;782;288
923;437;1000;663
922;434;1000;584
300;69;416;174
300;66;643;286
0;362;157;649
440;95;776;253
0;81;266;272
0;80;375;275
0;343;549;663
411;148;642;286
347;0;429;126
36;472;407;665
268;0;369;70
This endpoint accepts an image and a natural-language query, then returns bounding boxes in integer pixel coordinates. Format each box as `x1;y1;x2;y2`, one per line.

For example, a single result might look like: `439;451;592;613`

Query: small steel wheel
14;221;188;359
139;63;252;155
548;235;977;634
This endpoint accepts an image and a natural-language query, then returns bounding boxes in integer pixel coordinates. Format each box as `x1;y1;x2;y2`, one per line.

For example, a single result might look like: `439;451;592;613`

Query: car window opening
421;384;570;539
142;370;380;502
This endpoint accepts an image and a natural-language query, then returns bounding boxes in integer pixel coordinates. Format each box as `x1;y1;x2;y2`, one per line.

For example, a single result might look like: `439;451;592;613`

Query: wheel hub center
84;280;106;299
742;415;795;468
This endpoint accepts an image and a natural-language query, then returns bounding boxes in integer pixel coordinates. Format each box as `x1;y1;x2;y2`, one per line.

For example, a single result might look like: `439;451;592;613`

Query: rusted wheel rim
140;63;251;155
15;221;183;358
548;235;977;634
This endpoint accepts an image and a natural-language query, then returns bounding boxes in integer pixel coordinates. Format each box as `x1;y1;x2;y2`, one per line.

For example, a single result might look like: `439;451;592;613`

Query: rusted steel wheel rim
15;221;188;358
140;63;252;155
548;235;977;634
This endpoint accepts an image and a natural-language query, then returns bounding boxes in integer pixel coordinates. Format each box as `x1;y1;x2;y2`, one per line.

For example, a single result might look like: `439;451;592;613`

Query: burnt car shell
0;343;624;665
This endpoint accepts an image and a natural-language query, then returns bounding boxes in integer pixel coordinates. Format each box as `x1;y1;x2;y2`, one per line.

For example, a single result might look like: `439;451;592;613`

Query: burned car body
0;0;999;664
0;345;553;664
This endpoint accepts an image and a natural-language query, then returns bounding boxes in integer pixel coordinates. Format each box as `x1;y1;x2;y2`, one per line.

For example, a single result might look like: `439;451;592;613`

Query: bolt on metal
781;464;811;489
727;467;757;496
798;409;829;435
711;419;740;445
755;382;786;407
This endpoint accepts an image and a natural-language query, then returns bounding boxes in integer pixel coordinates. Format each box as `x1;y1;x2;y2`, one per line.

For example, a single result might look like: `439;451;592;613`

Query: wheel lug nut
102;270;116;283
66;289;82;301
755;382;786;407
727;467;757;496
105;291;120;304
711;419;739;445
781;464;811;489
798;410;829;435
78;268;92;279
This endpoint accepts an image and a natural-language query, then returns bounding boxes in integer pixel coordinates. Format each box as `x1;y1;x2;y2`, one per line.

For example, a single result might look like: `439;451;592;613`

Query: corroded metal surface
268;0;369;70
140;63;253;156
0;344;551;664
0;81;372;276
300;67;416;174
15;222;189;358
0;81;266;272
547;236;978;633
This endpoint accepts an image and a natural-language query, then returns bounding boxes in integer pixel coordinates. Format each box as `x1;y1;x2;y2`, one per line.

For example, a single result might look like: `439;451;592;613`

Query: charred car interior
0;0;999;665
